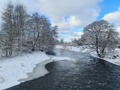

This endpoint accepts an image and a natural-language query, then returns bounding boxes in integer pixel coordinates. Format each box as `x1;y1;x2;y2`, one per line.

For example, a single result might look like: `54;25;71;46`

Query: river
7;49;120;90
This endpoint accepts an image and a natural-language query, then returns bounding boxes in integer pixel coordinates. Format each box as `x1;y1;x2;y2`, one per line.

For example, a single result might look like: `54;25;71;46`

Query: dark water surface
7;49;120;90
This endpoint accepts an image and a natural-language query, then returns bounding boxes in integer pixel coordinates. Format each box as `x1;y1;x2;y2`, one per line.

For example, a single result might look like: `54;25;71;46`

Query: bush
45;50;56;55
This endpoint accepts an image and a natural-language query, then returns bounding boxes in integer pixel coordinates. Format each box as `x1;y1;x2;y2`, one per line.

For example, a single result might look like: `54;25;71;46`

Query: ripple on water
7;49;120;90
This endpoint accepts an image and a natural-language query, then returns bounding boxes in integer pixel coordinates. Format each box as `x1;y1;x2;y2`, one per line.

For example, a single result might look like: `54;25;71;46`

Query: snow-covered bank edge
20;56;76;82
90;49;120;66
0;52;50;90
0;50;76;90
56;45;120;66
56;45;92;53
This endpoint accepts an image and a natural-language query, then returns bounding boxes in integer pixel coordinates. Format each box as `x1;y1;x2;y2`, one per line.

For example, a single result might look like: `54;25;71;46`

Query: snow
20;56;75;82
1;45;120;89
0;52;49;90
56;45;90;53
56;45;120;66
91;48;120;66
0;50;76;89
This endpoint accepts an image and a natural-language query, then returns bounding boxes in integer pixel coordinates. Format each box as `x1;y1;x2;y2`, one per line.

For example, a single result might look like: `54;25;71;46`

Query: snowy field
20;56;76;82
0;52;50;89
0;49;76;89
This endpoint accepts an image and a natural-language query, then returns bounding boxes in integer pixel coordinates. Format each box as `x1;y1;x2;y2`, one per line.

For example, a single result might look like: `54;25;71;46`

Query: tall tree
14;4;27;53
14;4;27;54
39;16;58;51
26;13;58;51
1;2;27;57
81;20;119;58
1;2;15;57
26;12;42;51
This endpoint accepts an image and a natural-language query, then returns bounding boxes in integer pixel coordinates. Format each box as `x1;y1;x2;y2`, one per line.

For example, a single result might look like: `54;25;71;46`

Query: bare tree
39;16;58;51
14;4;27;54
26;13;58;52
1;2;58;56
25;13;42;51
81;20;119;58
1;2;15;57
1;2;28;57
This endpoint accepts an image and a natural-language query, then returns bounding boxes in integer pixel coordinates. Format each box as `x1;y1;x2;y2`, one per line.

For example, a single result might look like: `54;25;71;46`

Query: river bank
7;49;120;90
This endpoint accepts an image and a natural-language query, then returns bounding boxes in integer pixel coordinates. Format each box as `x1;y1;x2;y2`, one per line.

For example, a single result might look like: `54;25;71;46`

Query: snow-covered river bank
0;49;75;89
1;45;120;89
20;56;75;82
7;48;120;90
0;52;50;89
56;45;120;66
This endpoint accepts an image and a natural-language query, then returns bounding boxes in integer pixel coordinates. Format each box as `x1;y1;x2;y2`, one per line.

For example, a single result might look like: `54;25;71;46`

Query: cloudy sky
0;0;120;42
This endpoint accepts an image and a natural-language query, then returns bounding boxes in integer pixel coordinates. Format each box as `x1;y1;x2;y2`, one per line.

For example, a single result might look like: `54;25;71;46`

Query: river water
7;49;120;90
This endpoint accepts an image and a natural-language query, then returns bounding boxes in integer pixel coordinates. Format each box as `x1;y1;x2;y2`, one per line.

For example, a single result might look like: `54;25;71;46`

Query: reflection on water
7;49;120;90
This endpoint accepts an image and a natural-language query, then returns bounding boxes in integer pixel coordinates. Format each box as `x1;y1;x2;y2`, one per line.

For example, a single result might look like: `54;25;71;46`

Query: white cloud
0;0;101;28
55;16;81;33
71;32;83;38
0;0;102;41
69;16;81;27
42;0;102;32
103;7;120;23
63;32;83;42
103;7;120;37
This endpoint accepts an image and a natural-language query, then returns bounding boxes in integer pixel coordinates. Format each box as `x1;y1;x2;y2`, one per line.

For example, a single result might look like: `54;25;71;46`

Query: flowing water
7;49;120;90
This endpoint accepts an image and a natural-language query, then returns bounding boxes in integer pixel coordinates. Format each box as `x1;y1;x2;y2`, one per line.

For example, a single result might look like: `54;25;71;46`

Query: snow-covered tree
1;2;58;57
71;38;82;46
1;2;15;57
26;13;58;51
60;38;64;44
32;13;43;51
14;4;27;54
39;16;58;51
81;20;119;58
1;2;27;57
24;13;41;51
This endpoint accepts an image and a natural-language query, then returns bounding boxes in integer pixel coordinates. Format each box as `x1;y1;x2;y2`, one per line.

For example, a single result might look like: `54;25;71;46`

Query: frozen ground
0;52;50;89
0;50;76;89
20;56;75;82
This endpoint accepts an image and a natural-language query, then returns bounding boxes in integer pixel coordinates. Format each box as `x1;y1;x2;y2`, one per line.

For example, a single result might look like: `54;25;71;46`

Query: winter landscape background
0;0;120;90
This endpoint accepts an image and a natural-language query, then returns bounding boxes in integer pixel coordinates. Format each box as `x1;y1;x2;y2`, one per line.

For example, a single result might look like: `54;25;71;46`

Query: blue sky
60;0;120;41
0;0;120;42
97;0;120;20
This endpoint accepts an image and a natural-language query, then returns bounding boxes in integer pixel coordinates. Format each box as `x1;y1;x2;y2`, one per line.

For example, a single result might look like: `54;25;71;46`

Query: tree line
0;2;58;57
